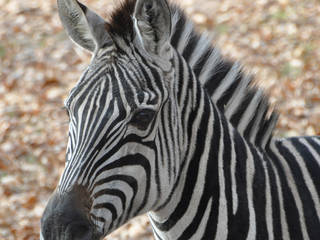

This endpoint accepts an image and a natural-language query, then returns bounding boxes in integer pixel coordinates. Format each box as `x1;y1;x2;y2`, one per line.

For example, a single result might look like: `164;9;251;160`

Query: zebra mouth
66;222;102;240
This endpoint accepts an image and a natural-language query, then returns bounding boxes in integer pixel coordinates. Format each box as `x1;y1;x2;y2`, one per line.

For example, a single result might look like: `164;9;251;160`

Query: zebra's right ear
133;0;172;56
57;0;113;53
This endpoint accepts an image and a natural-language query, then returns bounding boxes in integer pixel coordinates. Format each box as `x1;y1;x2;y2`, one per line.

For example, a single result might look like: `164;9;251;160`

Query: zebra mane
107;0;279;149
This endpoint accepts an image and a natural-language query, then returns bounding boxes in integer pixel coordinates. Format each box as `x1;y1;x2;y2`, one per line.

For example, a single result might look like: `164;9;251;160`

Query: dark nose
41;186;102;240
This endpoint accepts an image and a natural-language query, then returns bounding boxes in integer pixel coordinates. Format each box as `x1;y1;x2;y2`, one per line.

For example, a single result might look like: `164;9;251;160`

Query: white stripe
188;33;212;68
230;129;238;215
245;144;256;240
215;114;228;240
237;90;263;135
199;48;221;84
249;100;267;143
224;74;251;118
176;24;193;54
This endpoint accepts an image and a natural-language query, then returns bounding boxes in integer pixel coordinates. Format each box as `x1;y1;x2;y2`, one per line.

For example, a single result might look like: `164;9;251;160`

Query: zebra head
41;0;181;239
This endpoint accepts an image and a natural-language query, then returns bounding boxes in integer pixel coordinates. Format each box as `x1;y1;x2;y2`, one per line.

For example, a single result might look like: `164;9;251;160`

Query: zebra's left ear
57;0;113;53
133;0;172;56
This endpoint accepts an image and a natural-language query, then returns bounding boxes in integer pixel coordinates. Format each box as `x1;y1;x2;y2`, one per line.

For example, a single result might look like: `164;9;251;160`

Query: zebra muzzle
40;186;103;240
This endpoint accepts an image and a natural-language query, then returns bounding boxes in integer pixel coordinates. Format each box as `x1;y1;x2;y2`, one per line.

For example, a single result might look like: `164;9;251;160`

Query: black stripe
268;141;304;240
204;60;233;96
182;30;198;62
264;156;283;239
193;47;213;77
251;147;268;239
170;14;187;48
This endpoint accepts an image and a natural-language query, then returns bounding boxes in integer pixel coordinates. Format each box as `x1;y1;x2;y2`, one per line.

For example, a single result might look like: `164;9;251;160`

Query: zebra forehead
64;72;152;116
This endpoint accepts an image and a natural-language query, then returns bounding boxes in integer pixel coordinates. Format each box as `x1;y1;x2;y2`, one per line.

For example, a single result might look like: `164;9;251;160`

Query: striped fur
41;0;320;239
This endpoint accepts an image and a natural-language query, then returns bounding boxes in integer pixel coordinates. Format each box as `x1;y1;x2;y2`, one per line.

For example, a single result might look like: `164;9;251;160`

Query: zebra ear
133;0;172;56
57;0;113;52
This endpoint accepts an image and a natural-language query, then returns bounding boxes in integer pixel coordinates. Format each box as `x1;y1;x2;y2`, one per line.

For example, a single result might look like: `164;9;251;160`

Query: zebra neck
149;66;271;238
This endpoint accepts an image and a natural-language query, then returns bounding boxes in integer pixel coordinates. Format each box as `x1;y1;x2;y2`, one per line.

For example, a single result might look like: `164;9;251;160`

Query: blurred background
0;0;319;239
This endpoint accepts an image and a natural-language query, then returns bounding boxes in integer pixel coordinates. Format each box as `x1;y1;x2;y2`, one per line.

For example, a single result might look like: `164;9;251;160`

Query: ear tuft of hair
105;0;137;39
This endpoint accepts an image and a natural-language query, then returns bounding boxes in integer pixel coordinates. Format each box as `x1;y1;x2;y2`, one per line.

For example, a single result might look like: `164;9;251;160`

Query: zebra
41;0;320;239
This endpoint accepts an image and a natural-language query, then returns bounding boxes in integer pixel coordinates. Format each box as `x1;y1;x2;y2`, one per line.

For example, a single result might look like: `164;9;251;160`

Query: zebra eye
130;109;156;130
